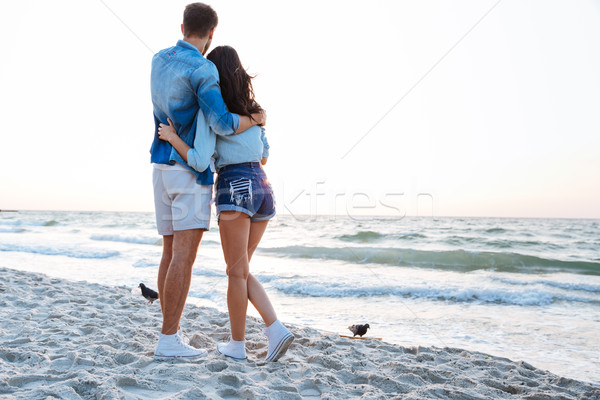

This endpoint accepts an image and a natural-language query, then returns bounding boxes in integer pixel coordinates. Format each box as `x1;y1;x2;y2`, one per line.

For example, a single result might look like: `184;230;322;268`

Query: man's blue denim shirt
150;40;240;185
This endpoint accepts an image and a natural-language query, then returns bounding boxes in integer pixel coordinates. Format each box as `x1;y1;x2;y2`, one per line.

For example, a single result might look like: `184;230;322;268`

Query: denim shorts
215;162;276;222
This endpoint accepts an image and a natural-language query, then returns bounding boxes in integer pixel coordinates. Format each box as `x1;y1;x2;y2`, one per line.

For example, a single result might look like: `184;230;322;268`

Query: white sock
159;332;178;341
218;339;246;359
265;320;286;337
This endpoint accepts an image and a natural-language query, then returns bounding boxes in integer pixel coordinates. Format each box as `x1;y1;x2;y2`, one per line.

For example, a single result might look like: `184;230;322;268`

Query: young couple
150;3;293;362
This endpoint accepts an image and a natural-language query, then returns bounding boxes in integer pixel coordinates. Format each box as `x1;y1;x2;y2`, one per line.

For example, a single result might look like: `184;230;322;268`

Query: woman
157;45;294;362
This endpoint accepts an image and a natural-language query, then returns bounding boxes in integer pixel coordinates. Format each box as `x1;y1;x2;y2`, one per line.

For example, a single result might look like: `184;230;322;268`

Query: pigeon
348;324;370;337
138;283;159;304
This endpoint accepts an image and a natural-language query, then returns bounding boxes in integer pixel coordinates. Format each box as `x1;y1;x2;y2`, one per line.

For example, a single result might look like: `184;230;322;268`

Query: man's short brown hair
183;3;218;38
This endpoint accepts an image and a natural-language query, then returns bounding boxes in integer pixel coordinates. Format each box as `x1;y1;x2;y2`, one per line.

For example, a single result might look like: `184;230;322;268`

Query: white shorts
152;163;212;235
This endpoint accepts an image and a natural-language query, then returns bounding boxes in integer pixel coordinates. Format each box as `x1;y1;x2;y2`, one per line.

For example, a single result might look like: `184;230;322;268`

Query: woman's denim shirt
214;126;269;171
150;40;240;185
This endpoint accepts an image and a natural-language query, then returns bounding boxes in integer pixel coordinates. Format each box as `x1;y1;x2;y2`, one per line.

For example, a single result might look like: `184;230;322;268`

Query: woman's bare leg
219;211;251;341
246;221;277;327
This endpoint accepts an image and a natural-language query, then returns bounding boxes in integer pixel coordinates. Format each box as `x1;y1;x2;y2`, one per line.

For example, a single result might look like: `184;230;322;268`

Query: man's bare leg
157;235;174;318
160;229;203;335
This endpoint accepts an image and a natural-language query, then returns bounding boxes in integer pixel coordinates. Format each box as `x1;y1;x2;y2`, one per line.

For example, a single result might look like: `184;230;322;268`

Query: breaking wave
260;246;600;275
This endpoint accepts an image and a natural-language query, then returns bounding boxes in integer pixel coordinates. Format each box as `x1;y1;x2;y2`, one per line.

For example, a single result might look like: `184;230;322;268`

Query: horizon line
2;209;599;221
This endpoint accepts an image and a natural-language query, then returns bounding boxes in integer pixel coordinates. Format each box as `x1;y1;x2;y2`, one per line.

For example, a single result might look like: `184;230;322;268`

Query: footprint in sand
299;379;322;398
206;360;229;373
218;374;243;388
114;352;138;365
0;351;17;363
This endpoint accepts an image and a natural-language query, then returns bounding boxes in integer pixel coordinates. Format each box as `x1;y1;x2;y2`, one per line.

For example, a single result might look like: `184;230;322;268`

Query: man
150;3;265;360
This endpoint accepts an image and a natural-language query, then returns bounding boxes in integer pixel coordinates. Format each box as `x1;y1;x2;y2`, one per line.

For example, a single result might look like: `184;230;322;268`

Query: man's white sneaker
154;332;207;361
264;320;294;362
217;338;247;361
177;329;190;345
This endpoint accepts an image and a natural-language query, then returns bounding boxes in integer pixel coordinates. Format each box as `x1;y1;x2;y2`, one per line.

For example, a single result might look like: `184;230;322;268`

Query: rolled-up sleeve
260;127;270;158
184;108;215;173
191;62;240;136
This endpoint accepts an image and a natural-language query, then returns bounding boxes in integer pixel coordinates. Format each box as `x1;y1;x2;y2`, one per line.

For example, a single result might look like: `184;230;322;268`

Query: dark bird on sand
348;324;370;337
138;283;159;304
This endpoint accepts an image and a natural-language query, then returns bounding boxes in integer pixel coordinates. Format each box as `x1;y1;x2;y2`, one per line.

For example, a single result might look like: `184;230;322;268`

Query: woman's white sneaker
154;332;207;361
264;320;294;362
217;338;247;361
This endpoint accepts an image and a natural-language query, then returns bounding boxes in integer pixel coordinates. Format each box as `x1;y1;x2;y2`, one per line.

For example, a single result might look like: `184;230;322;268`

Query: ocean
1;211;599;384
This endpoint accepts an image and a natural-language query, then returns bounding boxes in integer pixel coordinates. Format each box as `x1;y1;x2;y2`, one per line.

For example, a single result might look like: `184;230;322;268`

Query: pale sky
1;0;599;218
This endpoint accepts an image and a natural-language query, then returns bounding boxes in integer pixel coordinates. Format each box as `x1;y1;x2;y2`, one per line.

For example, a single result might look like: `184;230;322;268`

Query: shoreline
1;266;599;399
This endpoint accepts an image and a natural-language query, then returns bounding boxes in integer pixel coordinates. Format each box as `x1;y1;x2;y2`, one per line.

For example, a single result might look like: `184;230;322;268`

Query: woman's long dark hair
206;46;263;119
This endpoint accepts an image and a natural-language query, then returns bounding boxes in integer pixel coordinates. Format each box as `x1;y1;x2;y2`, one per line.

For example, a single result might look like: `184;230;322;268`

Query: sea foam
0;243;119;259
270;279;599;306
90;234;161;246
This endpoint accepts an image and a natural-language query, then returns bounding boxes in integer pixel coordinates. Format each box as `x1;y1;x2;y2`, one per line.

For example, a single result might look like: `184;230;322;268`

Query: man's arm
192;63;264;136
237;113;265;133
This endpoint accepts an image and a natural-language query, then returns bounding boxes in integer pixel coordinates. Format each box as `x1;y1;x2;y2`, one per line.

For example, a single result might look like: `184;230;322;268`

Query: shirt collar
177;39;203;55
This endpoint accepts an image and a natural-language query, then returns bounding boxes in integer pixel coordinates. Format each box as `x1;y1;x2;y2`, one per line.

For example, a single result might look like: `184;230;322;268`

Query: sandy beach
0;266;598;400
